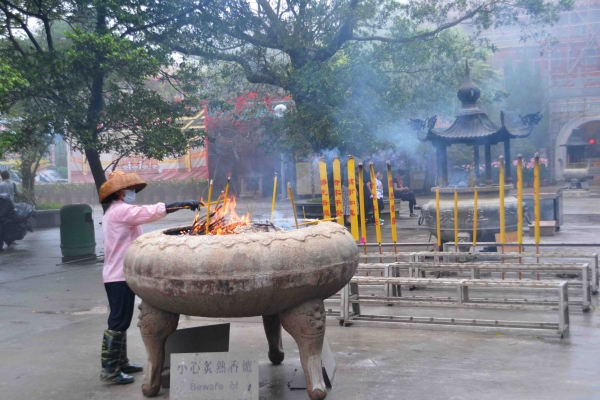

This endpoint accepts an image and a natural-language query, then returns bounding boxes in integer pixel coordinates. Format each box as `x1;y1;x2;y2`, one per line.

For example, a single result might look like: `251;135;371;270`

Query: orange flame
190;196;250;235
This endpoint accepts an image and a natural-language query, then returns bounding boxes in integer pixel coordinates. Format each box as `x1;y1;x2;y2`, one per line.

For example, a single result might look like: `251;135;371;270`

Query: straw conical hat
99;171;147;204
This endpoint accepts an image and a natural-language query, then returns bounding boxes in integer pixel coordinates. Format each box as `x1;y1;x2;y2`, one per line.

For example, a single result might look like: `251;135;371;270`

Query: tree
0;1;208;194
142;0;571;154
0;113;59;203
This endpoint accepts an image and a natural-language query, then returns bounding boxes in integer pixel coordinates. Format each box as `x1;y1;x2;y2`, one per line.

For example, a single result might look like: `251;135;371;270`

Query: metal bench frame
338;276;569;337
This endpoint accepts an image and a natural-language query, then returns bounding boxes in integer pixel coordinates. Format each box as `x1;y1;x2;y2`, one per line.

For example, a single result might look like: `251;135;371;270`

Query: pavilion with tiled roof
412;62;542;187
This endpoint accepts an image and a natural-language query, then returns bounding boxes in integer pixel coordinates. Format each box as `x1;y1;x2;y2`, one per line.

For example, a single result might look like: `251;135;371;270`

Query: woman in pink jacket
98;171;199;385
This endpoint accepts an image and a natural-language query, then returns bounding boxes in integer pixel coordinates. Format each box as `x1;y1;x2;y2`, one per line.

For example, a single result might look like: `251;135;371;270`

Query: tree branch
0;3;43;51
351;6;485;44
152;33;281;87
5;14;26;56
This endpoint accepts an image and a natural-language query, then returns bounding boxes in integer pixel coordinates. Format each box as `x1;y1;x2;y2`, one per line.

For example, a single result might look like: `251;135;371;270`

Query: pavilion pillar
473;145;480;185
484;144;492;186
504;139;512;184
441;145;448;186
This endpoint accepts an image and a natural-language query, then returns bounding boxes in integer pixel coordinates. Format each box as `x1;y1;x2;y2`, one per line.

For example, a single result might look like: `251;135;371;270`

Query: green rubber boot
101;330;134;384
120;332;144;374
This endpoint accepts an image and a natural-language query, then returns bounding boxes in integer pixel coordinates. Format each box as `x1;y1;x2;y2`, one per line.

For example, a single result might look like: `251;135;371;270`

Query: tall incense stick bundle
205;179;213;235
270;173;278;222
288;182;299;229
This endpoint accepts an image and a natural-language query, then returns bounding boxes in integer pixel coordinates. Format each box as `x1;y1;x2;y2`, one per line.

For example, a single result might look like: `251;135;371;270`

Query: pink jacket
102;200;167;283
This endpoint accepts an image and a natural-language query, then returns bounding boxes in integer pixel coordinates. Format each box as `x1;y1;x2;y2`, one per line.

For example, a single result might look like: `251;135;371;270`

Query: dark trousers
105;281;136;331
394;190;417;213
367;197;385;222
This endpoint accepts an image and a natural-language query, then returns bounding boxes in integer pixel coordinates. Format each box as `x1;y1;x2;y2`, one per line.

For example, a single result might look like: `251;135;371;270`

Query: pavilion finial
457;60;480;107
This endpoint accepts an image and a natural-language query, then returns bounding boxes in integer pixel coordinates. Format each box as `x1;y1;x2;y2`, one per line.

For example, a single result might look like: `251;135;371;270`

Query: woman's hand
165;201;201;214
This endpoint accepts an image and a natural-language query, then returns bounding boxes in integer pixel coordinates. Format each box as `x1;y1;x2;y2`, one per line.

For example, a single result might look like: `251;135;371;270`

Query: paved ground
2;187;600;400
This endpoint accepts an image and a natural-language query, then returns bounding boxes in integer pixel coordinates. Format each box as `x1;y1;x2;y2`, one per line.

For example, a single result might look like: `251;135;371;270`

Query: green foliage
139;0;571;155
0;0;208;190
36;202;63;210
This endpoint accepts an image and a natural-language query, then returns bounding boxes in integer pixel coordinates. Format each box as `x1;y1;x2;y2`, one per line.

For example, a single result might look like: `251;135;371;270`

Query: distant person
98;171;200;385
366;171;385;225
0;170;18;201
393;171;420;217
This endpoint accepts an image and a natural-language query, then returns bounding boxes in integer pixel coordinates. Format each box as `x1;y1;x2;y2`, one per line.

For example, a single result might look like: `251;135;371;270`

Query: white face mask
123;189;136;204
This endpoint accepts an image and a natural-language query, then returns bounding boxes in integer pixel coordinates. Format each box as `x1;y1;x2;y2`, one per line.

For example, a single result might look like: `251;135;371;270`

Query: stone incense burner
124;222;359;400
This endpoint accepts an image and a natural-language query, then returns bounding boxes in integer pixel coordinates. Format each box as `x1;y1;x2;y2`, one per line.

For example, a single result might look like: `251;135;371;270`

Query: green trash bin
60;204;96;262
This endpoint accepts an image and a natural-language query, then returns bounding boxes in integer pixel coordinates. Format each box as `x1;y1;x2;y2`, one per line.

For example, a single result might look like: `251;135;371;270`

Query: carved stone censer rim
125;222;358;400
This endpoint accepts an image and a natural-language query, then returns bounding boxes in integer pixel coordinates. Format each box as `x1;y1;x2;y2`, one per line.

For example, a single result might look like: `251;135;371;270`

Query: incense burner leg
262;314;285;365
137;301;179;397
280;299;327;400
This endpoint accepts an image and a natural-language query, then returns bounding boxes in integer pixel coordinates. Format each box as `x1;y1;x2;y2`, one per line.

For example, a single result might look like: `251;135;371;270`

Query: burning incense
318;157;332;219
534;153;541;262
369;163;382;244
214;192;225;209
386;161;397;244
347;156;359;241
333;157;344;225
270;173;278;223
288;182;299;229
453;188;459;253
358;162;367;245
298;217;336;226
206;179;213;235
435;187;441;251
499;156;506;259
224;177;231;200
517;155;523;258
472;187;478;248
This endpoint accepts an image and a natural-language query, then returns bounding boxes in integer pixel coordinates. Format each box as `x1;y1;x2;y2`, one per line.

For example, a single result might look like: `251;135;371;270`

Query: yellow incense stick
472;187;478;248
499;156;506;247
453;188;459;250
214;191;224;209
386;161;397;243
270;173;277;222
318;157;332;219
534;153;541;245
369;163;382;244
205;179;213;234
332;157;344;225
435;187;441;250
288;182;299;229
347;156;359;240
224;177;230;200
517;155;523;252
358;163;367;243
298;217;336;226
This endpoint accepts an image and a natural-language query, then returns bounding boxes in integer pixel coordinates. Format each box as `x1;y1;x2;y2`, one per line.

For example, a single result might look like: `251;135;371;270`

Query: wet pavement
2;188;600;399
